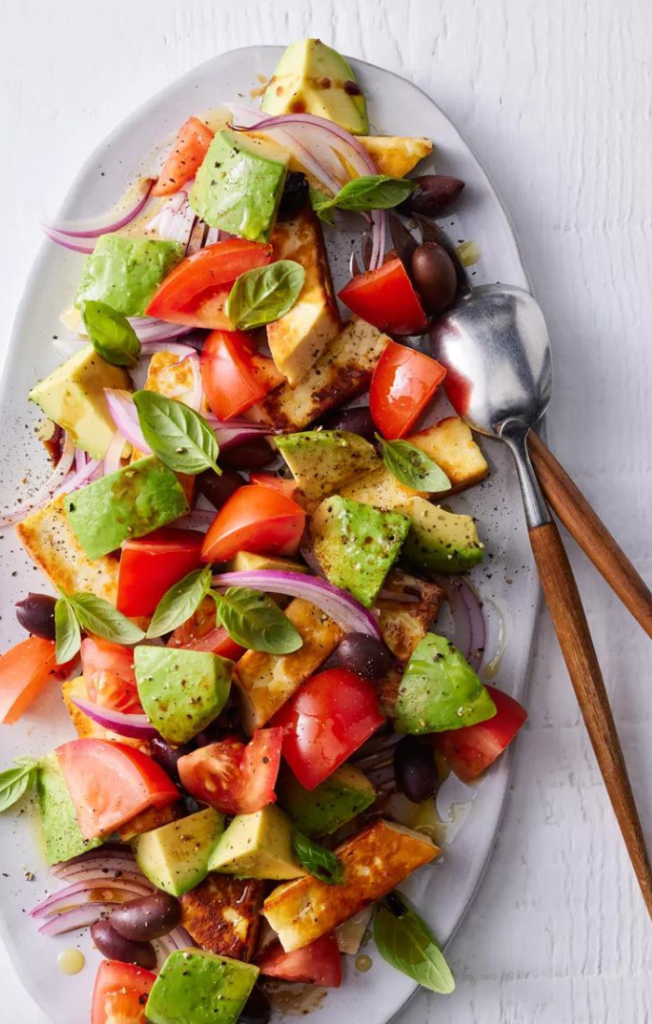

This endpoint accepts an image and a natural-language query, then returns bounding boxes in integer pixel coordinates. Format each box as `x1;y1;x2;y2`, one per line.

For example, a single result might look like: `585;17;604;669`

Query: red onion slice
37;902;117;937
235;112;378;176
51;855;141;880
104;389;150;453
102;431;125;477
31;878;152;918
71;696;158;739
130;319;194;344
435;576;486;671
0;433;76;529
44;178;154;238
212;570;381;638
53;454;101;498
213;424;274;451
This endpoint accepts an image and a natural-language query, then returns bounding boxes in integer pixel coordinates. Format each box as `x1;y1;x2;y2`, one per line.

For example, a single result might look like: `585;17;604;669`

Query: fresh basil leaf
147;566;213;639
67;593;145;645
379;436;451;492
311;175;418;216
54;597;82;664
374;895;455;994
212;587;303;655
0;759;38;813
292;829;344;885
133;390;221;476
308;187;336;225
226;260;305;331
81;300;141;367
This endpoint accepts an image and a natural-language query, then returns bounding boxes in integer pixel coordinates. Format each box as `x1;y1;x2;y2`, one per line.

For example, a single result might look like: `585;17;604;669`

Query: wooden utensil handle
528;431;652;641
529;520;652;920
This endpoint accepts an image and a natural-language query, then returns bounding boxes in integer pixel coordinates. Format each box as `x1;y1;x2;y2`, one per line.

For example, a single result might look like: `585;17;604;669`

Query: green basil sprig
226;260;305;331
81;300;141;367
133;391;221;476
54;591;146;662
147;566;213;639
311;175;418;221
0;758;39;813
146;571;303;655
374;893;455;994
378;436;451;492
292;829;344;885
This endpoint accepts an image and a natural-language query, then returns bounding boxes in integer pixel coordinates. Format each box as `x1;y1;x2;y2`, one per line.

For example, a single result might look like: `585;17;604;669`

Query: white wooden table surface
1;1;651;1021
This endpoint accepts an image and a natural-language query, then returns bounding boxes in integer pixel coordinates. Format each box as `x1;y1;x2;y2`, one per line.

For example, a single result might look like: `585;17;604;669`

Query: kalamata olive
411;242;457;316
196;468;245;509
110;893;182;942
218;438;276;471
15;593;57;640
319;405;375;441
394;737;438;803
331;633;391;680
239;986;272;1024
279;171;310;219
397;174;465;217
150;736;192;780
90;918;157;970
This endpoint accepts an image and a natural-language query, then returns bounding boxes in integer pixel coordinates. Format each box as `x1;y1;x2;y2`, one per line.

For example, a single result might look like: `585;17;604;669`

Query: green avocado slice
76;234;184;317
395;633;496;735
275;430;381;503
37;753;103;865
146;949;259;1024
132;808;224;897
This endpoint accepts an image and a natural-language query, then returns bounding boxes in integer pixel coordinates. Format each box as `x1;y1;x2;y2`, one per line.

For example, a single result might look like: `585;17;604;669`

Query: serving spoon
429;277;652;921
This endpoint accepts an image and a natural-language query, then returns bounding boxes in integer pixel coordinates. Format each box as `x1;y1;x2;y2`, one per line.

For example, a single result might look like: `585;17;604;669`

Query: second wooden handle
528;431;652;640
529;520;652;921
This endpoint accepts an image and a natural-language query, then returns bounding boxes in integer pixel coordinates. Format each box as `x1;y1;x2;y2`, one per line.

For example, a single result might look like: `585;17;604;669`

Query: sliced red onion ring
212;570;381;638
31;878;152;918
234;112;378;176
0;433;76;530
130;319;194;344
71;696;157;739
213;424;274;451
139;340;199;357
43;178;154;238
102;431;125;477
53;454;101;497
435;575;486;671
74;449;87;472
38;902;117;937
51;855;141;880
104;389;150;453
42;227;95;254
149;190;197;248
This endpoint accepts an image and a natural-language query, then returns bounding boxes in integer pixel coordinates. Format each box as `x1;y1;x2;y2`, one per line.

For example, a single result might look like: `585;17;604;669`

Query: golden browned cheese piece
180;875;266;961
262;819;439;951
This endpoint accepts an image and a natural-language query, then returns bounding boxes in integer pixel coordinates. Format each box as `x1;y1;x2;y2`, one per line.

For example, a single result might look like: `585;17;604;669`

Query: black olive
411;243;457;316
394;737;438;803
218;438;276;471
90;919;157;969
150;737;193;781
397;175;465;217
330;633;391;680
15;593;57;640
110;893;182;942
279;171;310;219
318;406;375;440
196;468;245;509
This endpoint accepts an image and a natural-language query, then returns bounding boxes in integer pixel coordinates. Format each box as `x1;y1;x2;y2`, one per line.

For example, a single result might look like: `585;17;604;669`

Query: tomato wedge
433;685;528;782
249;472;300;501
91;960;156;1024
178;728;283;815
145;240;273;328
56;739;178;839
168;598;245;661
257;934;342;987
200;330;284;420
117;527;205;617
272;668;385;790
339;257;428;335
201;484;306;563
152;116;214;196
0;636;57;724
81;637;142;714
370;339;447;439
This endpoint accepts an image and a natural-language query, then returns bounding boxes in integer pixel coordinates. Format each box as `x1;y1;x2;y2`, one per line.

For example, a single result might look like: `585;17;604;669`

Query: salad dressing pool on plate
57;948;85;975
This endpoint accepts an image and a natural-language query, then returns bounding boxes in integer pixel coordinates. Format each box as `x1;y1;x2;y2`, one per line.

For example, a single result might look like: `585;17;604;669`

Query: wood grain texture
529;431;652;640
1;1;652;1022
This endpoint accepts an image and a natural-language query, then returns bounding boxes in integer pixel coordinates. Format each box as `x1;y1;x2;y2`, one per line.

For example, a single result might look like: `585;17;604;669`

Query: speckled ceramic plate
0;46;539;1024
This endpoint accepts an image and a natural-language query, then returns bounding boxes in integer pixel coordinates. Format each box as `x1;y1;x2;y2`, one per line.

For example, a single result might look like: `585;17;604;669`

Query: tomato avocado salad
0;39;528;1024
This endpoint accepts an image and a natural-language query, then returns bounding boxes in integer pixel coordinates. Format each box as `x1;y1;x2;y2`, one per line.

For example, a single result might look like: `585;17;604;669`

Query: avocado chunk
208;806;306;880
146;948;259;1024
395;633;496;735
29;347;130;460
135;647;233;746
190;130;288;242
262;39;369;135
132;808;224;896
76;234;184;317
399;496;485;574
37;753;103;865
311;495;410;607
65;456;189;559
275;430;380;504
277;762;375;837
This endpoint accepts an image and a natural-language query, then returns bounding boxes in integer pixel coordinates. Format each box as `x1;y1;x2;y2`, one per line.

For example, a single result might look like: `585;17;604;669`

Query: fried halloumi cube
262;819;439;951
250;318;391;431
267;208;341;386
377;571;444;664
15;495;119;602
180;875;265;961
358;136;433;178
339;463;424;509
234;599;342;733
407;417;489;493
